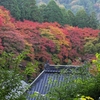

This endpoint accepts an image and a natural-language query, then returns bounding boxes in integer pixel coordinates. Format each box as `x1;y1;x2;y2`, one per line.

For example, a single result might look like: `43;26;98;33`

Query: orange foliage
0;6;100;65
0;6;15;29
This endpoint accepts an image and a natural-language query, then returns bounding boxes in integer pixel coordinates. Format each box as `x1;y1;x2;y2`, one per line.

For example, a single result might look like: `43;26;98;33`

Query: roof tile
27;64;82;100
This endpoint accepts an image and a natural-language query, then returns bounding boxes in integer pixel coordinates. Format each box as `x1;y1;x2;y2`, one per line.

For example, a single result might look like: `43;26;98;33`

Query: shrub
0;51;28;100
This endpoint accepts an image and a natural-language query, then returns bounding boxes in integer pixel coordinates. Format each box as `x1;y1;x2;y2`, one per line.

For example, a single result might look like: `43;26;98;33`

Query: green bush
0;51;28;100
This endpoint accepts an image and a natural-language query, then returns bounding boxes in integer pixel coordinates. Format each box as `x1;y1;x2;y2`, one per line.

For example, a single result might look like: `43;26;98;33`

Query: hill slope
0;6;100;65
36;0;100;20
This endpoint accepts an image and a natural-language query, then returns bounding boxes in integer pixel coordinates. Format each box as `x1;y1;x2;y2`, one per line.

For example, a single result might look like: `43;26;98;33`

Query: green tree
38;4;47;22
9;0;21;20
43;0;65;25
27;0;41;21
75;9;89;28
61;8;75;26
0;0;42;21
0;51;29;100
18;0;42;22
68;10;75;25
17;0;31;20
0;0;21;20
87;12;98;29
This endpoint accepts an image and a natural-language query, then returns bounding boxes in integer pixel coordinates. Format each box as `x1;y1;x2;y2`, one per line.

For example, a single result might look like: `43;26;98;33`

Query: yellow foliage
79;96;94;100
39;26;69;48
0;6;15;29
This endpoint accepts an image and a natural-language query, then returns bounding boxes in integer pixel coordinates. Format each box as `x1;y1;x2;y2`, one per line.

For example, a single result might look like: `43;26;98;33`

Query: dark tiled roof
27;64;82;100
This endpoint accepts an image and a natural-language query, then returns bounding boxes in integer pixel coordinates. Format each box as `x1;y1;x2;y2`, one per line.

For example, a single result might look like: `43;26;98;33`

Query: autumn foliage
0;6;100;65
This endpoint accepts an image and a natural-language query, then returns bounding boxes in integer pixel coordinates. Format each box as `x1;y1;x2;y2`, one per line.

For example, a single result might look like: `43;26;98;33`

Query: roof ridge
44;64;81;70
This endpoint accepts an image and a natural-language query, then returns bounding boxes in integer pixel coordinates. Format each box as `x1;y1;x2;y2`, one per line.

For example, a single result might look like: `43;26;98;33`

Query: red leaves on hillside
66;26;100;63
0;6;100;65
0;16;3;26
0;6;15;30
0;31;25;53
0;38;4;53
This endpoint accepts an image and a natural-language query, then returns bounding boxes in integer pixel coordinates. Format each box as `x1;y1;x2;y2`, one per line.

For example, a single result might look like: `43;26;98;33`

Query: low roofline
29;64;82;87
44;64;81;70
49;64;80;67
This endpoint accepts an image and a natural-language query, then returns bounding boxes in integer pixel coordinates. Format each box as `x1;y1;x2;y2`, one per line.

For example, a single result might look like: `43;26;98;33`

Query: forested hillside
36;0;100;20
0;0;99;29
0;1;100;99
0;6;100;66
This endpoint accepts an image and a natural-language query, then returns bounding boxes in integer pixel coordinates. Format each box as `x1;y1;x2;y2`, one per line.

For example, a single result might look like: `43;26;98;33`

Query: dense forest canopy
0;0;99;29
0;2;100;99
0;6;100;66
36;0;100;20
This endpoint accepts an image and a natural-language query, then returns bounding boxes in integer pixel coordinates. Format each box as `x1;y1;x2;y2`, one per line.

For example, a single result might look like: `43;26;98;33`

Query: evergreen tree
88;12;98;29
17;0;31;20
0;0;21;20
75;9;89;28
61;8;75;26
0;0;42;21
43;0;65;25
17;0;42;22
38;4;47;22
27;0;41;21
66;10;75;26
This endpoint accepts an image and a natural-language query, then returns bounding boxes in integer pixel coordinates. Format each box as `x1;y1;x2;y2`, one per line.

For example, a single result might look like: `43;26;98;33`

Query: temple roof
27;64;81;100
